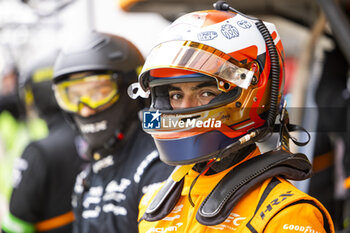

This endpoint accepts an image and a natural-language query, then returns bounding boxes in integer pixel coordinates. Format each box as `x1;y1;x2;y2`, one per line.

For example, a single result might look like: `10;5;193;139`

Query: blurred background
0;0;349;231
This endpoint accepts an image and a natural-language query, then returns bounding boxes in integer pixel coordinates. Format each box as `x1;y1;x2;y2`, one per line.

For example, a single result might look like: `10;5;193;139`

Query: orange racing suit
138;148;334;233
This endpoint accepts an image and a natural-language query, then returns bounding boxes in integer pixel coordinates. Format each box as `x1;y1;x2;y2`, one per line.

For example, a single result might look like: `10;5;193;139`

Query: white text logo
146;223;183;233
162;118;221;128
81;120;107;133
283;224;320;233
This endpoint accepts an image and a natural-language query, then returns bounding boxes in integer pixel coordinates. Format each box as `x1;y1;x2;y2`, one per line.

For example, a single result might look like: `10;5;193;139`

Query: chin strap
274;100;311;150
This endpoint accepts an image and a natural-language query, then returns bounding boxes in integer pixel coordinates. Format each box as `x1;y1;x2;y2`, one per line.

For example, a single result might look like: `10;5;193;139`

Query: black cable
213;1;281;140
255;20;280;135
188;159;217;207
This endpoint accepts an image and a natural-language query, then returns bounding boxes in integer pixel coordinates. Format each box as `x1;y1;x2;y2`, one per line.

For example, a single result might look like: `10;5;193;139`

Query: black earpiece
213;1;230;11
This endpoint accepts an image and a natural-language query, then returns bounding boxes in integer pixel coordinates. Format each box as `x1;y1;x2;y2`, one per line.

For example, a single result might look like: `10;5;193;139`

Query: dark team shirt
3;118;86;233
71;124;173;233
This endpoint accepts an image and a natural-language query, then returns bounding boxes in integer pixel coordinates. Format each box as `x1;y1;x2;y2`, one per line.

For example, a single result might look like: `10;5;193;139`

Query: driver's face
168;81;221;109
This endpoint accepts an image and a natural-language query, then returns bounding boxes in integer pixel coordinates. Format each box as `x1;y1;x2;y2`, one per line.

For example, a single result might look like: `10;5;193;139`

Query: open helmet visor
139;40;259;92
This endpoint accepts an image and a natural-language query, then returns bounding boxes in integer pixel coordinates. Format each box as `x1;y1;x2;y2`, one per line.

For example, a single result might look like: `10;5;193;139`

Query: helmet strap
273;105;311;149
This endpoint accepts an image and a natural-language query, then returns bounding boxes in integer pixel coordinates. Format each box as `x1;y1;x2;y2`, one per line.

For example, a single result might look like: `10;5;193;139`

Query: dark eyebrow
168;85;181;91
168;81;217;92
193;81;217;90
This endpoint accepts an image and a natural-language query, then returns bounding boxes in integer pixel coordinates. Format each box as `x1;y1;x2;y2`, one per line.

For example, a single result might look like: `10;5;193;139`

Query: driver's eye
201;91;217;97
169;92;183;100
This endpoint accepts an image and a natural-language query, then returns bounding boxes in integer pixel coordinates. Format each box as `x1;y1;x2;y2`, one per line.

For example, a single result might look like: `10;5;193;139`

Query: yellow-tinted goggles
54;74;119;113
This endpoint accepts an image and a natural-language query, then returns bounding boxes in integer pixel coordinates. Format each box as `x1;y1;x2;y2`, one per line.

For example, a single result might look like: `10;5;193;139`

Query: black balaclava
72;79;140;156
